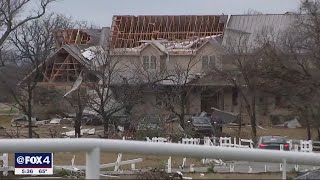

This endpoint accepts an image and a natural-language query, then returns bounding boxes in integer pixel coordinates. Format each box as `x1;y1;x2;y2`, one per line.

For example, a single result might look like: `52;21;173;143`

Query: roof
110;15;227;48
111;35;223;56
188;73;233;86
53;27;111;49
222;14;297;48
19;44;99;84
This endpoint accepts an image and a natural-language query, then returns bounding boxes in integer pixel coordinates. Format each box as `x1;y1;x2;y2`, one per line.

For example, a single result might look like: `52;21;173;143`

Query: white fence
300;140;313;152
1;138;320;179
148;137;313;152
0;153;9;176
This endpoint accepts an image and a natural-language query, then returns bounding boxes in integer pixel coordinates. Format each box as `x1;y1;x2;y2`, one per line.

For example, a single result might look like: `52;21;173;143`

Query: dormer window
143;55;157;70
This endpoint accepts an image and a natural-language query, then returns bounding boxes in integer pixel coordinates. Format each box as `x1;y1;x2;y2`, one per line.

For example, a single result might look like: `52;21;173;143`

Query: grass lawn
0;115;13;127
118;172;298;179
184;172;298;179
224;126;319;140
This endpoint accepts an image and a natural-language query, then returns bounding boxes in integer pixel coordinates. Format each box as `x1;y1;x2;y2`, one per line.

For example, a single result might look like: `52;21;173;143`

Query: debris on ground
11;115;37;127
49;117;61;124
60;118;73;125
211;107;239;124
35;120;50;126
275;117;302;129
61;128;96;137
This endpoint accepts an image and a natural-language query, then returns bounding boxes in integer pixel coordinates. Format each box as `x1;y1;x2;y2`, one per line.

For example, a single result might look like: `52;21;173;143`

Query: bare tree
213;31;262;140
0;14;76;138
63;85;89;138
151;57;201;130
257;0;320;140
82;47;145;137
0;0;55;52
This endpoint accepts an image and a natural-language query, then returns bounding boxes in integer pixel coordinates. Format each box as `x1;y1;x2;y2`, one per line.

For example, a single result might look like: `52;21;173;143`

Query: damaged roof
53;27;111;49
110;15;227;49
111;35;223;55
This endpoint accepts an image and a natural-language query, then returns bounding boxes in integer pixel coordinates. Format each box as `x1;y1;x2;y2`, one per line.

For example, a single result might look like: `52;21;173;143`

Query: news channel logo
15;153;53;175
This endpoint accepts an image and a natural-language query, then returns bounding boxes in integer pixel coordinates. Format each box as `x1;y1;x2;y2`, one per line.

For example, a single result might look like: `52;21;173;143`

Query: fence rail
0;138;320;179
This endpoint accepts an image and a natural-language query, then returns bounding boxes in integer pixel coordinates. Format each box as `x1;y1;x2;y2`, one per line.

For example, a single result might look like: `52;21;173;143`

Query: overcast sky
45;0;301;27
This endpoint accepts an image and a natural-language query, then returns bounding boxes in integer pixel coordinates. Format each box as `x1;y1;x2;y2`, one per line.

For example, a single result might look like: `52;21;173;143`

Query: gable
196;41;223;57
20;45;98;85
140;43;164;56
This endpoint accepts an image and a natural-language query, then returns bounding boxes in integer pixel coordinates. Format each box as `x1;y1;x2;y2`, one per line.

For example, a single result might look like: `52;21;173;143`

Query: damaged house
24;14;301;126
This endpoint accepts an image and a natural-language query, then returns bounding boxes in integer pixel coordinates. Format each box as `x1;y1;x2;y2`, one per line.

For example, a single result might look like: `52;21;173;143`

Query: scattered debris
293;168;320;179
275;117;302;128
60;118;73;125
118;126;124;132
211;107;239;124
49;118;61;125
61;128;96;137
285;118;302;128
81;49;95;60
257;125;265;130
11;115;37;127
35;120;50;126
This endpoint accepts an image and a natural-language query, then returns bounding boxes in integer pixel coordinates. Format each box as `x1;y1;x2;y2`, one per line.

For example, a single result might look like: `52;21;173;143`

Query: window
210;55;216;68
232;87;238;106
202;56;209;70
202;55;216;70
143;56;157;70
143;56;149;70
150;56;156;69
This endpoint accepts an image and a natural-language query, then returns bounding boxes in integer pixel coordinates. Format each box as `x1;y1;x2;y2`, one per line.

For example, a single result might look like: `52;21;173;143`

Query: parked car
256;136;290;151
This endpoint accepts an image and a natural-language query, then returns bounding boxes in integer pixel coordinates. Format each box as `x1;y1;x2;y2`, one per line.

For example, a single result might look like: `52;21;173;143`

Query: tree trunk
75;90;82;138
102;114;109;138
317;127;320;141
238;100;243;137
75;111;82;138
250;95;257;141
306;117;311;140
179;90;187;129
27;87;33;138
179;115;184;129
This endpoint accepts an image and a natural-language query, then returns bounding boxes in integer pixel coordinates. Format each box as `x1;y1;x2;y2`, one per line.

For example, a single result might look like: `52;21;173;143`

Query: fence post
167;156;172;173
131;163;136;171
282;159;287;180
86;147;100;179
114;153;123;171
2;153;8;176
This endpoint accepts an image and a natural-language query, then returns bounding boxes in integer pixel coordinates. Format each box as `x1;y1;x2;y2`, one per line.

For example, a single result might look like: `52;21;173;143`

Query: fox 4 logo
25;156;50;164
